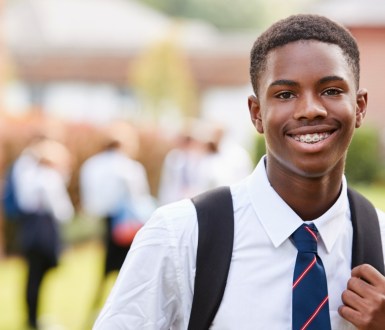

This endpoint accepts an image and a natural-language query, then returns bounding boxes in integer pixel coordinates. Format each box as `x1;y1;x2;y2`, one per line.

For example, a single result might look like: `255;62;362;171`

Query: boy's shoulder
142;198;199;242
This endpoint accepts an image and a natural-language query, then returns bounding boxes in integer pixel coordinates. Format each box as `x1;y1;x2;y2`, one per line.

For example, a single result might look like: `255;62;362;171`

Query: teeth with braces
293;132;331;144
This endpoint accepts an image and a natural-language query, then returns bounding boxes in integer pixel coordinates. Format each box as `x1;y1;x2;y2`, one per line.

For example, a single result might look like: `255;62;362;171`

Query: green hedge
253;134;266;165
345;126;384;184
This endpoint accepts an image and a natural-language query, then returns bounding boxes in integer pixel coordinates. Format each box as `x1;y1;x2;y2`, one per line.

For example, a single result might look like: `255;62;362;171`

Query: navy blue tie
291;223;332;330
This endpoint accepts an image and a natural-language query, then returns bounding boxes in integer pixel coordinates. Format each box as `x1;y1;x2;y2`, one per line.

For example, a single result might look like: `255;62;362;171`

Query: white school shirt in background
79;149;156;220
93;157;385;330
14;152;74;223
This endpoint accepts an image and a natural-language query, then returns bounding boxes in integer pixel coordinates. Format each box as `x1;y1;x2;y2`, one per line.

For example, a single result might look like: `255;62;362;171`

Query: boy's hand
339;264;385;329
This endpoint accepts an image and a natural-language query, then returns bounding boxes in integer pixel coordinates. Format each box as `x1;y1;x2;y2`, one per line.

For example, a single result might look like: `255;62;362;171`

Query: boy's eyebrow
269;79;299;87
318;75;345;84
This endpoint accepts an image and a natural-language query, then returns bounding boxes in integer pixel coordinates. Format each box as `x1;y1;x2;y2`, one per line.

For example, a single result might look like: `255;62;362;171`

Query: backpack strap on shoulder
188;186;234;330
347;187;385;275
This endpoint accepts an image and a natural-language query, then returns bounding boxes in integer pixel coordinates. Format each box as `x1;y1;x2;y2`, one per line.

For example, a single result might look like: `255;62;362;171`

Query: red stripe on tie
300;296;329;330
304;225;318;241
293;256;316;289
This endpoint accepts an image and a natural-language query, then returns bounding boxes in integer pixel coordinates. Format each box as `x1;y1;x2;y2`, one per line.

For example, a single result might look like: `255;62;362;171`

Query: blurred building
1;0;385;144
3;0;251;130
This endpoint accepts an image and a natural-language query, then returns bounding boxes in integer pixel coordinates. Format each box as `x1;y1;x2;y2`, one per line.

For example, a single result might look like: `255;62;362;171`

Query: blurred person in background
157;119;207;205
197;120;254;190
158;119;253;205
12;136;74;329
79;123;156;310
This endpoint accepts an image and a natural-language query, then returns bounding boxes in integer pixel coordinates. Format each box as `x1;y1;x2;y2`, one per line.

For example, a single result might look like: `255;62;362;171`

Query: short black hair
250;14;360;95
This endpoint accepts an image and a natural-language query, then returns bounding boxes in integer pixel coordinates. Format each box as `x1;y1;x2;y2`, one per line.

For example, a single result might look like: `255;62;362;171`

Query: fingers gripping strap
188;186;234;330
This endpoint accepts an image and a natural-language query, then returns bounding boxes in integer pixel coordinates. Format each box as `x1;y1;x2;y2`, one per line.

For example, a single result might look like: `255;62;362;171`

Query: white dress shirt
13;152;74;223
94;157;385;330
79;149;156;220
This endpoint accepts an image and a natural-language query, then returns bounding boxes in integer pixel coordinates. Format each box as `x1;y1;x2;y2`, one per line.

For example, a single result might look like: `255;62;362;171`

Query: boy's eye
323;88;342;96
276;91;295;99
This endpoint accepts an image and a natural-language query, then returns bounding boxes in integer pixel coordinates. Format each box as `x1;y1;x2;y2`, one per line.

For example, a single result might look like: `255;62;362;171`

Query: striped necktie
291;223;332;330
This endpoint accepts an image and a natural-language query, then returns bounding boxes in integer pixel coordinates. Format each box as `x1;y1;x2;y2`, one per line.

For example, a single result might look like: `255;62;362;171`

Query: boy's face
248;40;367;178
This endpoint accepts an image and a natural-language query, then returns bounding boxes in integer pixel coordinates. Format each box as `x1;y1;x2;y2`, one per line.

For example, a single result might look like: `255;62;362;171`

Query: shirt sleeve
93;199;197;330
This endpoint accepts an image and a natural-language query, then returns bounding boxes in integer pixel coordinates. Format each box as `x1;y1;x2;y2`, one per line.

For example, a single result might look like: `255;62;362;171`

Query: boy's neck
266;161;344;221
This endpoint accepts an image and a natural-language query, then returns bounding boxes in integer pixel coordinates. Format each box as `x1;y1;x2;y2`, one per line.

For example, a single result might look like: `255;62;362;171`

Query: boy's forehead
265;39;343;61
266;40;347;70
259;40;355;87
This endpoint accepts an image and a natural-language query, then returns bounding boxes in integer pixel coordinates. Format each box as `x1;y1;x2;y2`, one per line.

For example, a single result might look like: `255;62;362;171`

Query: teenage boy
94;14;385;329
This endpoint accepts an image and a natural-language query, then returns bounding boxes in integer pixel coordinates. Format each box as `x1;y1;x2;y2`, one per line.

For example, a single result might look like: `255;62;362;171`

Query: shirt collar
246;156;349;253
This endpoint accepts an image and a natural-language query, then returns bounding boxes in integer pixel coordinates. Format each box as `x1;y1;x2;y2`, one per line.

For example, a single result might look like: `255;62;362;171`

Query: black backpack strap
347;187;385;275
188;186;234;330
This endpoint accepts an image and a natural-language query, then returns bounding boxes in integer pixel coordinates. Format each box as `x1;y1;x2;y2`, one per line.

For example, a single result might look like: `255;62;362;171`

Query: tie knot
291;223;318;253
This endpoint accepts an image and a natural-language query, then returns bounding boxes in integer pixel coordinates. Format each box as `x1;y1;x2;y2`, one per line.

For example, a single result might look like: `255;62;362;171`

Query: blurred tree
137;0;318;31
138;0;264;30
131;25;198;119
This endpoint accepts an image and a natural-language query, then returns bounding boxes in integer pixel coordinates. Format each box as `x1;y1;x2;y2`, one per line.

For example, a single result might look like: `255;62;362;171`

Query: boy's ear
355;88;368;128
248;95;264;134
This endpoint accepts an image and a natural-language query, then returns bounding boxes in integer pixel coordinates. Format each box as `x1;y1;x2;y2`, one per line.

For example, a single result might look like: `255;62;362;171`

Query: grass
0;240;117;330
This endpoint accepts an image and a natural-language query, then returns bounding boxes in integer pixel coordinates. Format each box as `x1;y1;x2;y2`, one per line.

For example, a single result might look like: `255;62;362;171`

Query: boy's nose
293;94;327;120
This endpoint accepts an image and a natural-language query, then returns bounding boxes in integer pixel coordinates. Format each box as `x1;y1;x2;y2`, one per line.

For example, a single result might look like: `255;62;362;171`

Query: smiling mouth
291;132;332;144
